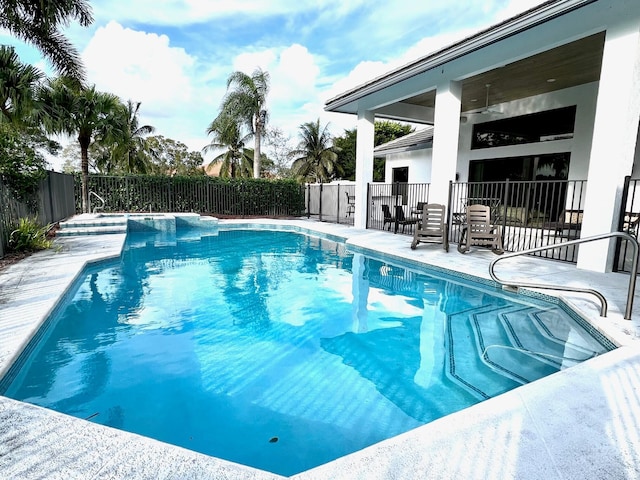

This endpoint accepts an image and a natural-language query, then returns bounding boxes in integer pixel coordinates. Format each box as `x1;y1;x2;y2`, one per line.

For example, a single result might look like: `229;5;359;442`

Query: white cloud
83;21;195;114
80;21;224;153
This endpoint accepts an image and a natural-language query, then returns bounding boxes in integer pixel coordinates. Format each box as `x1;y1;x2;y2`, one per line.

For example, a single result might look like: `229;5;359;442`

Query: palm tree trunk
253;125;261;179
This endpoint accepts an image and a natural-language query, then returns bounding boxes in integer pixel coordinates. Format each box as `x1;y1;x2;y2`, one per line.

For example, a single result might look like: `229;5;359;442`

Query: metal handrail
489;231;639;320
89;191;105;214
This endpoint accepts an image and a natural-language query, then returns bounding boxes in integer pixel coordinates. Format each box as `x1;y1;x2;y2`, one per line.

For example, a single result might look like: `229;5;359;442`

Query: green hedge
75;175;306;217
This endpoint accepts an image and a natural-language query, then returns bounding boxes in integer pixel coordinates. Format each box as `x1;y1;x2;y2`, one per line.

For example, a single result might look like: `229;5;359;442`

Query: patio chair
457;204;503;254
345;191;355;217
395;205;419;233
410;203;449;252
382;204;395;230
411;201;427;216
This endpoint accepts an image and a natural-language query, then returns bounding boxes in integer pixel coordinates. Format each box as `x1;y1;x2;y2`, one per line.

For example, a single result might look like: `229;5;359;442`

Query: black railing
367;183;430;232
615;176;640;273
366;179;588;263
449;180;587;262
76;175;306;217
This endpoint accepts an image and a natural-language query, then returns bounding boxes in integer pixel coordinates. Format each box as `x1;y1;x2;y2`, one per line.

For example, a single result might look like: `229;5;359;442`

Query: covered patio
325;0;640;274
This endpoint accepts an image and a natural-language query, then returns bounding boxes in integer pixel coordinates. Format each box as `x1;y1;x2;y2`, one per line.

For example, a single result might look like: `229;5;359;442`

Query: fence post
502;179;510;231
319;183;323;222
366;183;371;229
337;184;341;224
447;180;454;228
613;175;632;271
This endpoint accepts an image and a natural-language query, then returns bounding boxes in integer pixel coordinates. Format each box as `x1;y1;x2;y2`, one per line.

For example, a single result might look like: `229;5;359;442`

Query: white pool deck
1;217;640;479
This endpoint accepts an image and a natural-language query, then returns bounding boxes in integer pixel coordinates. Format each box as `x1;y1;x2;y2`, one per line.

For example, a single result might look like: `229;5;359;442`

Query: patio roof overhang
324;0;604;123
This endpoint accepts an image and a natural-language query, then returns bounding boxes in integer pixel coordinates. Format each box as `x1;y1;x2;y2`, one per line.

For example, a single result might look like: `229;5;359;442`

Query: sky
2;0;546;169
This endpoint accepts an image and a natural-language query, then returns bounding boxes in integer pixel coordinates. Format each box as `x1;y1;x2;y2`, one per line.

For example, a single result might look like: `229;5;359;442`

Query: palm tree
290;119;341;183
0;45;44;124
39;77;124;212
110;100;155;174
216;68;270;179
0;0;93;82
203;113;253;178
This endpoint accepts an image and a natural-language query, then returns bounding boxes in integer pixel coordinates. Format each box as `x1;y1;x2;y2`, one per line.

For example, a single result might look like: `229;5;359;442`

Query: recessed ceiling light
547;78;556;83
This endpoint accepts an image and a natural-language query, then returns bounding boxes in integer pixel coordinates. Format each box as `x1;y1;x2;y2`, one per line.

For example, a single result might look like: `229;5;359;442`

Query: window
469;153;570;182
472;106;576;149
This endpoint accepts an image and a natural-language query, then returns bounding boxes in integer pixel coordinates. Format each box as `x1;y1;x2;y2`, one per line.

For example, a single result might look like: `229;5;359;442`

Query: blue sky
2;0;545;167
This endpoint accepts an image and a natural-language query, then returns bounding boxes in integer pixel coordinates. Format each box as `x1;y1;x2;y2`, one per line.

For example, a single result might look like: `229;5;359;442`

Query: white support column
430;80;462;204
354;108;375;229
577;21;640;272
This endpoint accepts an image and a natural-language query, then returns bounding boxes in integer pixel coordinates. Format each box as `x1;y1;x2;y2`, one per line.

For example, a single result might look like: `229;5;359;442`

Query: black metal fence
448;179;587;262
76;175;306;217
615;176;640;272
367;183;430;232
304;183;356;225
365;179;588;263
0;171;75;256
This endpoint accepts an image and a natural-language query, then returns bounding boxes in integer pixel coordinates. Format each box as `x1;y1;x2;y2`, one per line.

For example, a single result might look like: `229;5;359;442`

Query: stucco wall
384;149;432;183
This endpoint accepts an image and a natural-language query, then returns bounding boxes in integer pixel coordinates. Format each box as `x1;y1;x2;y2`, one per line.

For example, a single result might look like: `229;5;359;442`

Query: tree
203;113;253;178
39;77;124;212
264;126;294;178
0;0;93;82
332;128;357;180
146;135;205;176
110;100;155;174
215;68;270;179
0;45;44;125
334;121;414;181
290;119;341;183
0;123;49;201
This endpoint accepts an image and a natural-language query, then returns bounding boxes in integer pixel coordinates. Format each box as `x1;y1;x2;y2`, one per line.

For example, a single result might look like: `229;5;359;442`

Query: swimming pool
0;227;614;476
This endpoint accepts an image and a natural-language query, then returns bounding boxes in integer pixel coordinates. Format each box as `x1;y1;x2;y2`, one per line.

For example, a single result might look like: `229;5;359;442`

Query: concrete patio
1;217;639;479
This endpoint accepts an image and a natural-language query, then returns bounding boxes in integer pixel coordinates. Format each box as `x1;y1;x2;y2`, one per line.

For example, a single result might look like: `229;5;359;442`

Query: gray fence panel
0;171;76;257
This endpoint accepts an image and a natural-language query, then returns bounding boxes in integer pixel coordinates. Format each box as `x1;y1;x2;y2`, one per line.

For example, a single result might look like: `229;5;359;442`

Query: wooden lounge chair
457;204;503;254
410;203;449;251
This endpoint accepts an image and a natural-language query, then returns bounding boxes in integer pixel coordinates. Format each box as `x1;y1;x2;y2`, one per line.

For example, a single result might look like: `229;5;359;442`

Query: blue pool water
1;228;614;475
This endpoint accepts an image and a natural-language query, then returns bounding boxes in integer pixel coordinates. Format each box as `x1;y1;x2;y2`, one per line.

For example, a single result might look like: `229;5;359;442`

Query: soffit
402;32;604;114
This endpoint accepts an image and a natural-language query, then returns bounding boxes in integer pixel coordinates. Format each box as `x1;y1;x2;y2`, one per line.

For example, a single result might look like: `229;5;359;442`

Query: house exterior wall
384;149;432;184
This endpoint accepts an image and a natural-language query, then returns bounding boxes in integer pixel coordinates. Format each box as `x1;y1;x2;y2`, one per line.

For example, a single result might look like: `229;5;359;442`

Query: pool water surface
0;228;614;476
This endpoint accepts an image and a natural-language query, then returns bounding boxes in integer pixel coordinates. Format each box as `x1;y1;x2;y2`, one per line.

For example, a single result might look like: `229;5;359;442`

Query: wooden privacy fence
0;171;75;257
76;175;306;217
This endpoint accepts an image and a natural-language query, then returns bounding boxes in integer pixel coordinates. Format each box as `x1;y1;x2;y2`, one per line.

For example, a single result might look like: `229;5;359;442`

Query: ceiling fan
466;83;504;116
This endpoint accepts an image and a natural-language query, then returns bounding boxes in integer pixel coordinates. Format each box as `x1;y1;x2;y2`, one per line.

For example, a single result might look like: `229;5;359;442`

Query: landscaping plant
8;217;53;252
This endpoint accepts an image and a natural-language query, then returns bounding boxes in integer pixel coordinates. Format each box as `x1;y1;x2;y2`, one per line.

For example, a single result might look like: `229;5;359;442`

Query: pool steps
57;213;219;236
446;303;606;400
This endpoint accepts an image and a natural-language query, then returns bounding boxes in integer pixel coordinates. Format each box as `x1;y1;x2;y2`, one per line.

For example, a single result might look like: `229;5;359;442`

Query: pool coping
1;216;640;479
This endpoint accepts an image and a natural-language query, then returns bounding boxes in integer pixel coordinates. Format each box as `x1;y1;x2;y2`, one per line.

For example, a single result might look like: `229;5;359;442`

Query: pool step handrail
89;191;106;214
489;231;639;320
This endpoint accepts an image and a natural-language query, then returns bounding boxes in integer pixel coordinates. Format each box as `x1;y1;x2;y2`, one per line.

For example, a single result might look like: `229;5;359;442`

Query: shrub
8;217;53;252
